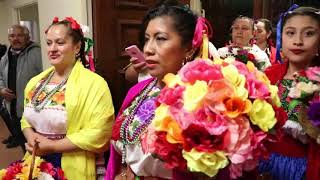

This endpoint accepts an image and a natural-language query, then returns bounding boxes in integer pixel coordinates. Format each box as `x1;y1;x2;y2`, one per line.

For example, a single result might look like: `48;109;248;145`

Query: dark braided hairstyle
46;19;87;67
138;0;197;49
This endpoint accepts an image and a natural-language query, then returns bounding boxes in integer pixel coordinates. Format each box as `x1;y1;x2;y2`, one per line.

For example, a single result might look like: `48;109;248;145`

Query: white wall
38;0;88;69
0;1;9;45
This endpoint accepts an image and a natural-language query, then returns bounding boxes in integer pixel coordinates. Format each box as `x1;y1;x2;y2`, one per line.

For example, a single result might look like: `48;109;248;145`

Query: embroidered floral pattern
277;79;300;121
26;82;66;107
121;86;160;141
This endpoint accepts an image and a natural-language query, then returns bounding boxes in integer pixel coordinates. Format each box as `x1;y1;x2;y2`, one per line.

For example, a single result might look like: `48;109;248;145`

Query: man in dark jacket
0;25;42;148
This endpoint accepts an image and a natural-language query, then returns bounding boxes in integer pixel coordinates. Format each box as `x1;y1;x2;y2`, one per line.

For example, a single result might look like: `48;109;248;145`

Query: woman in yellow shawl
21;17;114;180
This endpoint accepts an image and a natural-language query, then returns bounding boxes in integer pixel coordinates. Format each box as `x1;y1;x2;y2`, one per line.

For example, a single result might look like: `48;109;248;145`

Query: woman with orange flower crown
217;16;271;71
259;5;320;180
20;17;115;179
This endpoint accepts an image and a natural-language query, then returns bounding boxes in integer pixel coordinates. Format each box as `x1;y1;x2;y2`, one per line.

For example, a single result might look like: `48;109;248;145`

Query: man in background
0;24;42;149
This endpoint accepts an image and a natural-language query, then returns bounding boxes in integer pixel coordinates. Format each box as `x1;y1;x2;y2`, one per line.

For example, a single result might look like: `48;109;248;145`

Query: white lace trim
283;120;308;144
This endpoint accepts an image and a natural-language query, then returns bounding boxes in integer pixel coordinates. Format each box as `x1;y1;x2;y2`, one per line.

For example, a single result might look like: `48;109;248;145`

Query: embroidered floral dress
24;80;67;167
259;79;307;180
111;84;173;178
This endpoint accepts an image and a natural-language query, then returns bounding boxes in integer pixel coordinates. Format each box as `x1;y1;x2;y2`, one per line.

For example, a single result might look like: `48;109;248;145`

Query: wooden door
92;0;156;112
92;0;190;112
201;0;254;48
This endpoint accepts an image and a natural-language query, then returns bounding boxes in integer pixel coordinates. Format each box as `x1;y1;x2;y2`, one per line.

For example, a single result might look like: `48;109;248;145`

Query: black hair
282;7;320;30
138;0;197;49
46;20;87;67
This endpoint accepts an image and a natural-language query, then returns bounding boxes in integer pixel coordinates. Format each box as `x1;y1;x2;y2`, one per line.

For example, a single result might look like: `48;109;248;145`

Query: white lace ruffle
283;120;308;144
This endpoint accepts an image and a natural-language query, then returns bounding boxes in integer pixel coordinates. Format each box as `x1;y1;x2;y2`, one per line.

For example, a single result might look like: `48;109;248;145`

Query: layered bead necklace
31;70;69;112
120;78;158;167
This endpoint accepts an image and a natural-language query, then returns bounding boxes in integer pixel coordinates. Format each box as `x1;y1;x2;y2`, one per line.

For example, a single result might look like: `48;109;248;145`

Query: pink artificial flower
232;61;250;77
178;60;223;84
306;66;320;82
246;78;270;99
169;106;195;130
157;85;185;106
141;125;158;153
225;117;253;164
192;108;228;136
205;79;235;114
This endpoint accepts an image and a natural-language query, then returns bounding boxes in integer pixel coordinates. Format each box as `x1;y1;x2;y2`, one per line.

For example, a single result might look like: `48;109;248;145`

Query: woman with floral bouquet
105;1;201;179
217;16;271;71
259;6;320;180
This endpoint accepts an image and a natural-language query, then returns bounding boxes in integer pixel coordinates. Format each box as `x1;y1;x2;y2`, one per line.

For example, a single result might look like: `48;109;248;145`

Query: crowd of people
0;0;319;179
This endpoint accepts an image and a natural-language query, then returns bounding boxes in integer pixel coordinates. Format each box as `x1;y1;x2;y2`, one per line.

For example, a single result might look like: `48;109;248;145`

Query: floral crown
52;16;83;34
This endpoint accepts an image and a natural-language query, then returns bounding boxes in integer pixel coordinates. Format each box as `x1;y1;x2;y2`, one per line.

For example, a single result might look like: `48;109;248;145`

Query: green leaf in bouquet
289;99;301;110
297;76;310;83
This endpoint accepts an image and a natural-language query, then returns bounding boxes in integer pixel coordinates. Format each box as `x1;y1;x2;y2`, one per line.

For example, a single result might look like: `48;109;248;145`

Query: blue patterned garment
259;153;306;180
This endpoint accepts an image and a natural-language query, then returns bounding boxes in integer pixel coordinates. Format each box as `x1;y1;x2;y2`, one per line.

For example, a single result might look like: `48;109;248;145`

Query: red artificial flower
52;16;59;23
153;131;187;170
157;85;185;106
39;162;55;176
56;168;67;180
298;69;307;77
247;53;255;62
182;124;226;152
64;17;82;33
274;106;287;129
3;161;23;180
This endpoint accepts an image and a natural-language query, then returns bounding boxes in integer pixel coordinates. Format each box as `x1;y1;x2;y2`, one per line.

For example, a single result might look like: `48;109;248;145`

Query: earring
182;56;189;66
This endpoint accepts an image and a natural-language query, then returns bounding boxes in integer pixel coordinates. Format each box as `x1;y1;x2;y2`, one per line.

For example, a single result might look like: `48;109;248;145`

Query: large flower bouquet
217;45;270;71
142;57;285;179
0;156;66;180
288;66;320;143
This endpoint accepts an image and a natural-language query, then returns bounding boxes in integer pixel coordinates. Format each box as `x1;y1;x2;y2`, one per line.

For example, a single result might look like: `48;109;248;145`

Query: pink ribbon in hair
192;17;213;49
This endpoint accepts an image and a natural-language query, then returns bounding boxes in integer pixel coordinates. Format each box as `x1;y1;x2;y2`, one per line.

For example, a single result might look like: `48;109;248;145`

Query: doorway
16;3;40;44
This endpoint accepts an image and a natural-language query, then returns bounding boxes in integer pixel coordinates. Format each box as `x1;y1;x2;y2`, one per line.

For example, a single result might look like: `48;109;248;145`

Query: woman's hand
130;57;147;73
125;57;148;83
25;135;55;156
